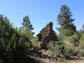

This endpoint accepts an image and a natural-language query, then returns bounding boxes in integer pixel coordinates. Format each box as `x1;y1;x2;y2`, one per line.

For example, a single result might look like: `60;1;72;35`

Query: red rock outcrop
37;22;57;49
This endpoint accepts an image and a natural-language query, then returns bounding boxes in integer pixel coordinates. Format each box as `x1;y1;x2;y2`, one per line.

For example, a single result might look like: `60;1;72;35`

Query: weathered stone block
37;22;57;49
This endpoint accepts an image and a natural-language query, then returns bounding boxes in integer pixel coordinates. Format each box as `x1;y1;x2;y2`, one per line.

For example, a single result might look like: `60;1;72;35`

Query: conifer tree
20;16;34;38
22;16;33;31
57;5;76;36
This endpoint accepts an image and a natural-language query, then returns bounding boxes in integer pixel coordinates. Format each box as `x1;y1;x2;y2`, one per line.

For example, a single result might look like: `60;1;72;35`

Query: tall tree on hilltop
20;16;34;38
22;16;33;31
57;5;76;36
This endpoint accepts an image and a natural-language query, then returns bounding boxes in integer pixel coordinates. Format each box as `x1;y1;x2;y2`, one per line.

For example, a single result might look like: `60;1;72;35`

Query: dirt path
65;60;84;63
28;55;84;63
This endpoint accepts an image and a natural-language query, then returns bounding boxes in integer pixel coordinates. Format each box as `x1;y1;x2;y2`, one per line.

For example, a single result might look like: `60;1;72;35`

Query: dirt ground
65;60;84;63
28;55;84;63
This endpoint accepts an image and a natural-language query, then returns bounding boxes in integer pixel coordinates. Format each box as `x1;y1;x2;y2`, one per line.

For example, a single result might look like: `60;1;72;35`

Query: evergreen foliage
20;16;34;39
22;16;33;31
57;5;76;37
0;15;31;63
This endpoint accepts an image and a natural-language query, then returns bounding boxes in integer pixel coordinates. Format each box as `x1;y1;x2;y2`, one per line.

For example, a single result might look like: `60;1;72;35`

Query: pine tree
20;16;34;38
57;5;76;36
22;16;33;31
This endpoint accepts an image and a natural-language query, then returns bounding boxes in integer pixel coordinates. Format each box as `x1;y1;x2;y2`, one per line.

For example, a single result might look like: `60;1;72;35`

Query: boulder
37;22;57;49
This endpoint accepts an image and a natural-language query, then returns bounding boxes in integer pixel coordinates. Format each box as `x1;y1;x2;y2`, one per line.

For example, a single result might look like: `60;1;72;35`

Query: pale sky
0;0;84;36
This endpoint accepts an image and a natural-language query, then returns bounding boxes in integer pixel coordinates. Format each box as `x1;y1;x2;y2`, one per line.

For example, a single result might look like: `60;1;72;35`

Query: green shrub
77;34;84;57
68;31;81;46
31;37;41;48
0;15;31;63
63;43;74;58
47;41;65;57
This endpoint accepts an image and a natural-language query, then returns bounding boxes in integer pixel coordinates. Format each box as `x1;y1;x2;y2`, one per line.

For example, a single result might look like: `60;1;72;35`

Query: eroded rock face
37;22;57;49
